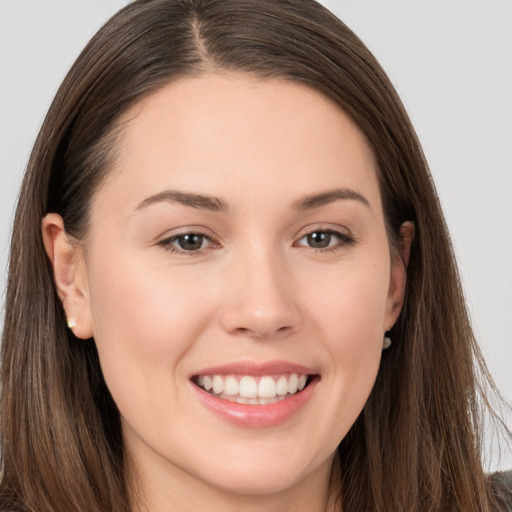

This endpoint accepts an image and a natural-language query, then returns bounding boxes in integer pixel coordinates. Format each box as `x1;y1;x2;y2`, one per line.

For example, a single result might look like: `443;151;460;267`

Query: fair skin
43;73;413;512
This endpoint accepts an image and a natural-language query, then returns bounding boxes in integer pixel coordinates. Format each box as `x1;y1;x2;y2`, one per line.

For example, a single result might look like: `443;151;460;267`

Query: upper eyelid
297;224;353;239
302;227;345;235
160;232;216;245
157;226;216;241
295;229;352;243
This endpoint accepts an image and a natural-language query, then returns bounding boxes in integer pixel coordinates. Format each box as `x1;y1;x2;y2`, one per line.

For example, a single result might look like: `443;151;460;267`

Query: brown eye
159;232;214;253
296;229;355;251
306;231;332;249
176;234;205;251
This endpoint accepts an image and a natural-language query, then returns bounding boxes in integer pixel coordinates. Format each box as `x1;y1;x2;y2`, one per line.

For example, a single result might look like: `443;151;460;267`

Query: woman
1;0;510;510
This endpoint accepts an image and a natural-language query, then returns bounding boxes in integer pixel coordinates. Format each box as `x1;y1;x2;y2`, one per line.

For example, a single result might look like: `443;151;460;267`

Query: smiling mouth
192;373;315;405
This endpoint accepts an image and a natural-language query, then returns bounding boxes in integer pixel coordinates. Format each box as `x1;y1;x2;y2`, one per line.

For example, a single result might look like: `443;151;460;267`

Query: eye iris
307;231;331;248
178;234;203;251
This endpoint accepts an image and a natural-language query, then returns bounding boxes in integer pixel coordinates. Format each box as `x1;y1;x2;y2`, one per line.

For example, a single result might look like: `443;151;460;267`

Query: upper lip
191;360;319;378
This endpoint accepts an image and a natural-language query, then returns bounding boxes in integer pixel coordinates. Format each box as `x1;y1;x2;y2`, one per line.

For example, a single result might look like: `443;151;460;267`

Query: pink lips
190;360;319;428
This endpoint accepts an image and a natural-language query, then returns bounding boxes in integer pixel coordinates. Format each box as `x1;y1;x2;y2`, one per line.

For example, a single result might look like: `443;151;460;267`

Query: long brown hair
1;1;510;510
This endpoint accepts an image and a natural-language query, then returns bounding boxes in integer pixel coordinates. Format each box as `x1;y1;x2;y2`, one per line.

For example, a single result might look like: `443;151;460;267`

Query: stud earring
67;318;77;329
382;336;392;350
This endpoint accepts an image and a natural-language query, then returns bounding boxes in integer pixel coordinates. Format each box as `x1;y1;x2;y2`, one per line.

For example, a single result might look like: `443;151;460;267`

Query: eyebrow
134;187;371;214
293;188;371;211
135;190;229;212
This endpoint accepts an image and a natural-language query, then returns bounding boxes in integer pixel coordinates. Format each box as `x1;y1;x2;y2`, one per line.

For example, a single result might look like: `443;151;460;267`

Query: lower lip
191;378;318;428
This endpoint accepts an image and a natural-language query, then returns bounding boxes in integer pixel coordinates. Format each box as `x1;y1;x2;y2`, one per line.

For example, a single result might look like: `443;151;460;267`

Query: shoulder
489;471;512;511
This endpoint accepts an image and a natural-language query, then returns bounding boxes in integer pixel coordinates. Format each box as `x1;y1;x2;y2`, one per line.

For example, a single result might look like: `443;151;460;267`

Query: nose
218;249;302;339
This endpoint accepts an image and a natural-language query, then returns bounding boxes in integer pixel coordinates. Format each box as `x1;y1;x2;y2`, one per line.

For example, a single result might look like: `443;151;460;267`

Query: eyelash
157;228;355;256
158;232;217;256
296;229;355;252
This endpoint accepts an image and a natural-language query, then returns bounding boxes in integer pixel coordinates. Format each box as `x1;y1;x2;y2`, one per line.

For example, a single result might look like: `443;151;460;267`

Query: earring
67;318;77;329
382;336;392;350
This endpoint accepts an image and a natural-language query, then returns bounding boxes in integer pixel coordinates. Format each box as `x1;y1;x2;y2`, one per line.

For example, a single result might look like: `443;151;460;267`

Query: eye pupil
178;234;203;251
307;232;331;248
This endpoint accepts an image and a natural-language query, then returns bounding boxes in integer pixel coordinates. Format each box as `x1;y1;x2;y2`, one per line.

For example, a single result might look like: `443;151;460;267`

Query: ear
384;221;415;331
42;214;94;339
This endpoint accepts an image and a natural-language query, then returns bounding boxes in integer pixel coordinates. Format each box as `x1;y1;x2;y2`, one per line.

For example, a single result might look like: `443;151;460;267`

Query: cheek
307;257;390;344
85;251;214;409
304;259;389;431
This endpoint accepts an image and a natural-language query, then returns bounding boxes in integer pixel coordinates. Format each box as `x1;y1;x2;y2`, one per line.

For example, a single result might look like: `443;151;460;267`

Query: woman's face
54;74;407;506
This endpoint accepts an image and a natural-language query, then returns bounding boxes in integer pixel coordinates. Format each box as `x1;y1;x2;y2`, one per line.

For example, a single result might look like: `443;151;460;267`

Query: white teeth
224;376;239;396
212;375;224;394
235;395;286;405
288;373;299;394
196;372;312;403
276;376;288;396
239;376;258;398
258;376;276;398
203;375;213;391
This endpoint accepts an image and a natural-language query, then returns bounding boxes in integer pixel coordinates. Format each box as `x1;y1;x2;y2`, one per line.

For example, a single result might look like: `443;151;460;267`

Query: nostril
230;324;296;339
219;300;302;339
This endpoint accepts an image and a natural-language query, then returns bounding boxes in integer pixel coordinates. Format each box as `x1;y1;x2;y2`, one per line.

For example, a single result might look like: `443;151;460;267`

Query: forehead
98;72;380;213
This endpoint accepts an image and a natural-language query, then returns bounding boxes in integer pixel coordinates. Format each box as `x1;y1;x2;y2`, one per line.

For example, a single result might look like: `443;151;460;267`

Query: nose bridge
219;243;301;338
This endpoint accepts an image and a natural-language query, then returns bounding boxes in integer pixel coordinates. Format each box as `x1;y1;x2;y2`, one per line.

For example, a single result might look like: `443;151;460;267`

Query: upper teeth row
196;374;308;399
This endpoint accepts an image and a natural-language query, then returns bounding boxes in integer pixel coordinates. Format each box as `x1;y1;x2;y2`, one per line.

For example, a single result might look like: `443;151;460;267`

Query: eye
296;229;354;251
158;232;215;254
305;231;333;249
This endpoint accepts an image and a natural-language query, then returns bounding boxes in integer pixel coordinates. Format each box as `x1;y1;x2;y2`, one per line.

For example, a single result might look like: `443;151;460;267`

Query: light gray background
1;0;511;467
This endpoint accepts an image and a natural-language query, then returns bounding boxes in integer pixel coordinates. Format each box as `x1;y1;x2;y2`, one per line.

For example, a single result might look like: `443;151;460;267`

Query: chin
198;465;309;496
185;444;331;497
